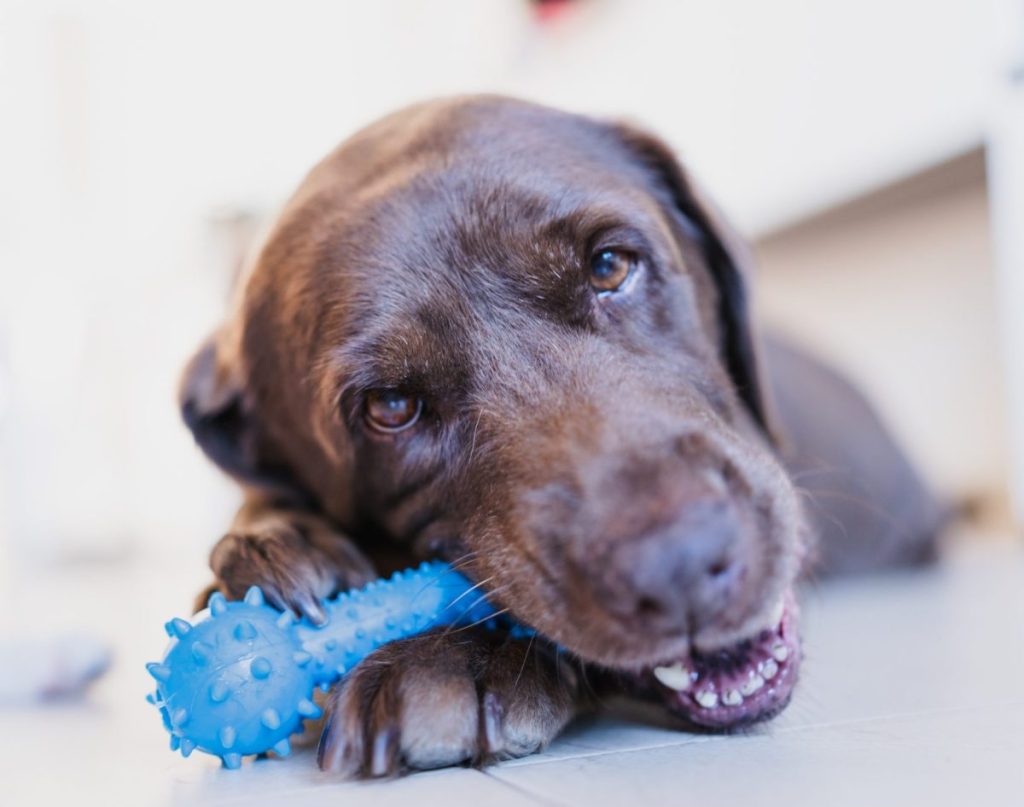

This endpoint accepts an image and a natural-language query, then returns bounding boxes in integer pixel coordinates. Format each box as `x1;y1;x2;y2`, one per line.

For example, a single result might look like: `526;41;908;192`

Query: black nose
600;497;746;633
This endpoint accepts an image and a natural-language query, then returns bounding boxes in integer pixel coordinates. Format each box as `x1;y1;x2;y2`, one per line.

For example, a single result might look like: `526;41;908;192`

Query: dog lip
642;589;801;728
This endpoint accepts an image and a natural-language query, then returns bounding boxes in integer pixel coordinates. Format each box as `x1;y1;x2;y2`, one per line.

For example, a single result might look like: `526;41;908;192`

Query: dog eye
364;390;422;433
589;249;636;293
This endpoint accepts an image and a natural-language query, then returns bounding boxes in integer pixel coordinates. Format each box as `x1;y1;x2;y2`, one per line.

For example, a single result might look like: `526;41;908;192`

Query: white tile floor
3;534;1023;806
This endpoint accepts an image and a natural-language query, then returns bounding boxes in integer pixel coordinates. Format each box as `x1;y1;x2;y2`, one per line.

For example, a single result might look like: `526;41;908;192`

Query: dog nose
601;497;746;632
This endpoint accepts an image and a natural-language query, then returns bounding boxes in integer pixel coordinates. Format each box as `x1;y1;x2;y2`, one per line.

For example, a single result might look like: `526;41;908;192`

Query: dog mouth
641;591;801;729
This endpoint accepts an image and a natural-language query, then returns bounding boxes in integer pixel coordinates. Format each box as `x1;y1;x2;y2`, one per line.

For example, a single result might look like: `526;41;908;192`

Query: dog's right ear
179;331;297;494
607;123;777;440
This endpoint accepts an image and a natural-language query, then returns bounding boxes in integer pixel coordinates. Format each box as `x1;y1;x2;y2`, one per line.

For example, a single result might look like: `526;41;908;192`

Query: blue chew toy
146;561;501;768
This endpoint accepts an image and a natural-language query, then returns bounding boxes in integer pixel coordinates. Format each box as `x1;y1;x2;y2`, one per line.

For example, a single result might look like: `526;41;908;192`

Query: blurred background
0;0;1022;586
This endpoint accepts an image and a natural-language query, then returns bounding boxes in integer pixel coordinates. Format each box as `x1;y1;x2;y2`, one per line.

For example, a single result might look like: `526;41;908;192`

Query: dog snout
599;494;748;635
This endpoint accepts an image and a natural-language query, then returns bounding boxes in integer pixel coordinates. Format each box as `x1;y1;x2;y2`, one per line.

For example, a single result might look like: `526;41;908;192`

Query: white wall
755;156;1012;521
0;0;1011;564
987;0;1024;521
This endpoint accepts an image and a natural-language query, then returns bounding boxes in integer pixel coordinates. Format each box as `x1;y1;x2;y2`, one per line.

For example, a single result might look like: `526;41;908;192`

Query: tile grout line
481;767;576;807
487;697;1024;773
490;735;713;771
772;697;1024;736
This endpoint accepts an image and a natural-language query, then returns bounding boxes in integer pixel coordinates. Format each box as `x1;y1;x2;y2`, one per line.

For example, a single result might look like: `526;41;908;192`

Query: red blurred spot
531;0;579;24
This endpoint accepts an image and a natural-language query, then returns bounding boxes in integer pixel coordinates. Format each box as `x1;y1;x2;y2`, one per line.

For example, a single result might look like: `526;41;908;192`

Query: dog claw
482;691;504;756
296;594;327;626
317;714;355;774
370;725;398;777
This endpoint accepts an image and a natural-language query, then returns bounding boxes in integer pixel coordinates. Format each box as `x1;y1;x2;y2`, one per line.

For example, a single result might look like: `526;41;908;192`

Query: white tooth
768;598;785;627
695;689;719;708
761;659;779;680
740;674;765;696
722;689;743;706
771;642;789;662
700;466;728;495
653;663;692;691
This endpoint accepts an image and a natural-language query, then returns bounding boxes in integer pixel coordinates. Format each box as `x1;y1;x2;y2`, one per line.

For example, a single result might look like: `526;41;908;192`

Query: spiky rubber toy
146;561;500;768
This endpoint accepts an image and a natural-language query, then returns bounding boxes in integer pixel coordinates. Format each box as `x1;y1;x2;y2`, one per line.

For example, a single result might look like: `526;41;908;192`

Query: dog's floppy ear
610;123;776;439
179;329;302;496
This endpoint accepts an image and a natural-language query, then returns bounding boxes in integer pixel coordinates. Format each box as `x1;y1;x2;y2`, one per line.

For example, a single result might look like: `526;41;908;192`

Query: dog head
181;97;807;727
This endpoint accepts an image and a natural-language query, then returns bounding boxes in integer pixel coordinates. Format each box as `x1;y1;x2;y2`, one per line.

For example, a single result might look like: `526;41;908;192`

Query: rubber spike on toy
296;698;321;718
250;657;272;679
272;739;291;758
292;651;312;667
234;620;257;640
222;753;241;770
276;611;293;629
209;680;230;703
261;708;281;730
180;738;196;758
165;617;191;638
191;641;213;664
208;591;227;616
243;585;265;606
146;662;171;682
219;726;237;750
169;735;180;751
171;708;189;726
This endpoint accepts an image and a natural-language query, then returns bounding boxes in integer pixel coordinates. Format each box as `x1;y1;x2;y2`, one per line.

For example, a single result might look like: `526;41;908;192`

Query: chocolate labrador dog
180;96;942;776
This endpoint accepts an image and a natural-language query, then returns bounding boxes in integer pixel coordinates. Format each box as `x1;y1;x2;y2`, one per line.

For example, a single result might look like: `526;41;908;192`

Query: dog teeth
740;674;765;696
768;598;785;628
695;689;719;708
700;466;728;495
761;659;779;680
771;641;790;662
722;689;743;706
653;663;692;691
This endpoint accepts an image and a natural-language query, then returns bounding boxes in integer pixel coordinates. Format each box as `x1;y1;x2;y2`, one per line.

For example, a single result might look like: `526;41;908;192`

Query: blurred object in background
0;0;1019;582
529;0;583;21
988;0;1024;532
0;633;111;705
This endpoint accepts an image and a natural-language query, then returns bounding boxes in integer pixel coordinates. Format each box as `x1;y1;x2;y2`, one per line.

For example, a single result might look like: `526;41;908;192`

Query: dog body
181;97;942;776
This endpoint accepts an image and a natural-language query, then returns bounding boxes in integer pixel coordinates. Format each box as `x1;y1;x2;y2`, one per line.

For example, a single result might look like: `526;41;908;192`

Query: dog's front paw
197;512;373;624
317;629;580;778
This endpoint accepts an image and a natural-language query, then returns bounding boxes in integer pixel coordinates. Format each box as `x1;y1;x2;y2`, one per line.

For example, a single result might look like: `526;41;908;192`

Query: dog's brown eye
365;390;422;433
590;249;636;293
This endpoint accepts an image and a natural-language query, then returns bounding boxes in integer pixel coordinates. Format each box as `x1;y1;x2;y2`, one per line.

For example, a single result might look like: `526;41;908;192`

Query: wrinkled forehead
340;124;677;292
275;105;683;398
323;160;669;386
